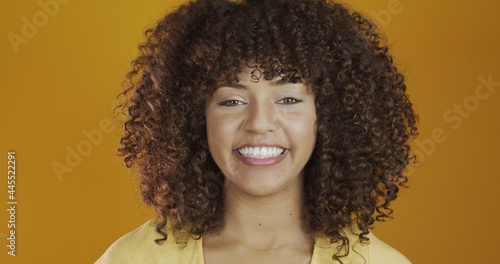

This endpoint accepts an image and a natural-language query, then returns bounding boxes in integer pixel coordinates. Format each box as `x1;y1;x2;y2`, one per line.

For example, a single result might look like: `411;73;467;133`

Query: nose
243;100;278;134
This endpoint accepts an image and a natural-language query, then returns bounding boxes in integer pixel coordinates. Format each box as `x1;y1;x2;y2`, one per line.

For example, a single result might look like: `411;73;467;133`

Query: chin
229;174;298;198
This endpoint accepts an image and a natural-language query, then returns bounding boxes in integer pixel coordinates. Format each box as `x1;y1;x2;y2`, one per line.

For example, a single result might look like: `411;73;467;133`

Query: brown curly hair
116;0;418;260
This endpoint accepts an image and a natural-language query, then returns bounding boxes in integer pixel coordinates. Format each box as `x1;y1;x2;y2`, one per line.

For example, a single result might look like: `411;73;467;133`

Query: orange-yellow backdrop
1;0;499;263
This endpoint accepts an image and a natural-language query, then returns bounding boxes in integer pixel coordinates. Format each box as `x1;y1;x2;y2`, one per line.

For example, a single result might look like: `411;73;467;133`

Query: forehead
234;61;304;82
237;64;265;83
210;60;311;96
213;71;312;97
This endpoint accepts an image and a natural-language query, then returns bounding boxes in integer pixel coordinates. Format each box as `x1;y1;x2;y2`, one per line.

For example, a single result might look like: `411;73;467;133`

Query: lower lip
234;149;288;167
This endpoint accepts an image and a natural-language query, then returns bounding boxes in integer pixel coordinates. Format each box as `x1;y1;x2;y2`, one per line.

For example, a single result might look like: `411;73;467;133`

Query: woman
97;0;418;263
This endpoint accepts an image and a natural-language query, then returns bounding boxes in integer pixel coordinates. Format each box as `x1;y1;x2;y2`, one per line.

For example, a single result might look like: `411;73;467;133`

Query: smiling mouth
237;146;286;159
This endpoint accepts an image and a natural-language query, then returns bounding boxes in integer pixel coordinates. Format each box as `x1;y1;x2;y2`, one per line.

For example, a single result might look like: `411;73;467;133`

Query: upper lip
234;143;288;150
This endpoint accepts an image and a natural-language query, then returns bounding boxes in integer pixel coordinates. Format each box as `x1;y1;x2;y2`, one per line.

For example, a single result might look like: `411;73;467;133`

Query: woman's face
206;66;317;197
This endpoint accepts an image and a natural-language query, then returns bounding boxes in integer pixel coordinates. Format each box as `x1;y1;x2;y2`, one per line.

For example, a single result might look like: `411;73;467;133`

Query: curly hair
116;0;418;260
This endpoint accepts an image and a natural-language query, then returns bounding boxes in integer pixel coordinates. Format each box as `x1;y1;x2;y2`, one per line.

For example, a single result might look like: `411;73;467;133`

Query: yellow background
1;0;499;263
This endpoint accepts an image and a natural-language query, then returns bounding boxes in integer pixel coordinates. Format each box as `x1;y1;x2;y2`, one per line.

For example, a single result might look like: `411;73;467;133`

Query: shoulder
365;232;412;264
312;227;411;264
95;219;156;264
95;218;203;264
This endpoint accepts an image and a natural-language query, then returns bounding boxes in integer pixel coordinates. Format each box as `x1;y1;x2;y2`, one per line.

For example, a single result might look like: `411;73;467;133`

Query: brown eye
278;97;302;104
218;100;243;106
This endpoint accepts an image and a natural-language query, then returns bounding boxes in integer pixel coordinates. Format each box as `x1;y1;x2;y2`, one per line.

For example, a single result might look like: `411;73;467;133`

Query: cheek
206;112;237;152
289;108;317;141
296;116;317;140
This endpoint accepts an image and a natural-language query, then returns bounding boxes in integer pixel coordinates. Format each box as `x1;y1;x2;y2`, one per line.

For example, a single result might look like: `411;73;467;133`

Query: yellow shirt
95;218;410;263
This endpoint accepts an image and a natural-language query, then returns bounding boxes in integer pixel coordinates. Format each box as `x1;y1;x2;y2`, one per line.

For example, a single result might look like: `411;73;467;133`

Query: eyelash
278;97;303;104
217;100;244;107
217;97;303;107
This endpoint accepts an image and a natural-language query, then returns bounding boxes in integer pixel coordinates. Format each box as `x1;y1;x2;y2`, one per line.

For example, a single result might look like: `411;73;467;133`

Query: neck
213;174;314;249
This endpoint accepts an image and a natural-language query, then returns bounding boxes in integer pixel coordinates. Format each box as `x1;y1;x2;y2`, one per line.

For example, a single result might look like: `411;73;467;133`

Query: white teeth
261;148;268;156
252;147;258;156
238;146;285;159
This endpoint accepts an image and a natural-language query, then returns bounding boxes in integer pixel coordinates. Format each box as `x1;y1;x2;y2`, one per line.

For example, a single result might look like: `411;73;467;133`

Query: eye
217;99;245;107
278;97;303;104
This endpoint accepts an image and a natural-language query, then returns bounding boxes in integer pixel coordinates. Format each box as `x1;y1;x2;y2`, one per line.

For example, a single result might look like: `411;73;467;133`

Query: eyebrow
215;79;301;90
215;82;247;90
271;78;299;87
